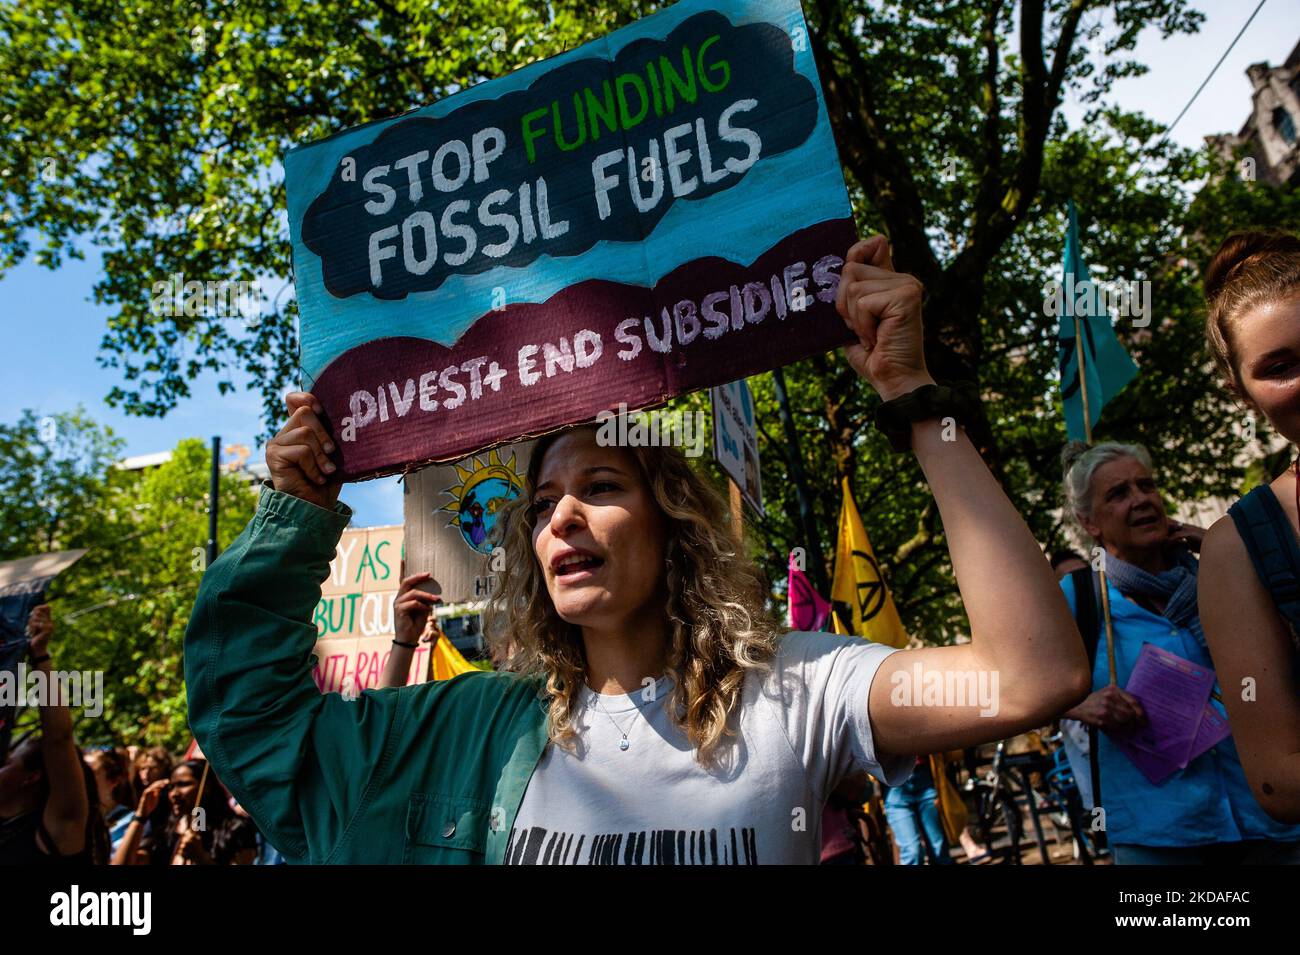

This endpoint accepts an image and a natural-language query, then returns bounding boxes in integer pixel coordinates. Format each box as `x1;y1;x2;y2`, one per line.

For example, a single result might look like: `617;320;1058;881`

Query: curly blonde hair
482;423;783;766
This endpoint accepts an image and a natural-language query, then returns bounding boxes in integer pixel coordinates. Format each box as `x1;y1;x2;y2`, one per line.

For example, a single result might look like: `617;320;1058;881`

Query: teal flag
1055;200;1138;442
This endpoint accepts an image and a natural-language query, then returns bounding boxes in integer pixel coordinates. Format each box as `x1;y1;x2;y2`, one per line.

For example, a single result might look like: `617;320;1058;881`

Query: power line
63;586;188;621
1160;0;1268;144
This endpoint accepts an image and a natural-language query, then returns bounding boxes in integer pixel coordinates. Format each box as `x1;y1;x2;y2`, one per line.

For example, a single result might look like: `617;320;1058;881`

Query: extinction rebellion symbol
852;550;886;621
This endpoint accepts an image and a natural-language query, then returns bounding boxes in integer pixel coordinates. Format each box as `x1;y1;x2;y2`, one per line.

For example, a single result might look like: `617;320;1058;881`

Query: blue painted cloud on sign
300;11;819;301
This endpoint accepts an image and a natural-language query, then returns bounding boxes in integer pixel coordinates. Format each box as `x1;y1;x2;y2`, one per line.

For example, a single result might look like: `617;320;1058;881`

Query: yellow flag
929;753;969;844
431;631;478;680
830;477;908;648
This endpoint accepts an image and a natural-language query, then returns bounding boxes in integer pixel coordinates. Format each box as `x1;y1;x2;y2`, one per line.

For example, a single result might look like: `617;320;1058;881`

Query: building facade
1208;39;1300;187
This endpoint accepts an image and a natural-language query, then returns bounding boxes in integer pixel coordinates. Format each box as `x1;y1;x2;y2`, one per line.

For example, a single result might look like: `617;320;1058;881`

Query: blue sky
1;3;1296;528
0;247;405;526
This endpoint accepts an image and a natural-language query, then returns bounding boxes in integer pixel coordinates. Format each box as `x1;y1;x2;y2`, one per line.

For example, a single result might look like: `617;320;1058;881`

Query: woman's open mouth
554;554;605;581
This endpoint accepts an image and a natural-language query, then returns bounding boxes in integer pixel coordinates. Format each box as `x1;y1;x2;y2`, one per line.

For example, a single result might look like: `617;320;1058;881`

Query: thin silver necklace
587;689;635;751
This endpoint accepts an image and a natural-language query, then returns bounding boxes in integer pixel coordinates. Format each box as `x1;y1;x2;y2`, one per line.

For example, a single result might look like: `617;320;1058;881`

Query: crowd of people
0;597;979;867
4;229;1300;866
0;606;284;865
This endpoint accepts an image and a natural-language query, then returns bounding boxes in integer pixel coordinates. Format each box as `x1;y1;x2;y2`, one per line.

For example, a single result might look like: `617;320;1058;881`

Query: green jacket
184;485;549;864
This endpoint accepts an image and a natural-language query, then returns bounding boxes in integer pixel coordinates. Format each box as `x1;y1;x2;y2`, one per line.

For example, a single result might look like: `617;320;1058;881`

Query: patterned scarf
1102;545;1204;647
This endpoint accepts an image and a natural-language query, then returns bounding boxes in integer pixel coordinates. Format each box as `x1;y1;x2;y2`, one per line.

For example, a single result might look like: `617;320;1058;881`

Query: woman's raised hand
394;567;442;646
835;235;935;401
26;604;52;656
266;392;341;510
137;779;169;817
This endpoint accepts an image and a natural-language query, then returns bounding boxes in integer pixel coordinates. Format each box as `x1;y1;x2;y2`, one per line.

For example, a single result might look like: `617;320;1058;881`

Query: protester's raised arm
835;237;1091;755
113;779;167;865
184;392;402;862
378;569;440;689
27;606;89;857
1199;515;1300;822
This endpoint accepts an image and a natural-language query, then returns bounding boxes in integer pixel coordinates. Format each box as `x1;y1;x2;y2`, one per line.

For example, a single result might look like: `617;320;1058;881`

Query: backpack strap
1066;566;1105;840
1228;485;1300;632
1069;567;1103;670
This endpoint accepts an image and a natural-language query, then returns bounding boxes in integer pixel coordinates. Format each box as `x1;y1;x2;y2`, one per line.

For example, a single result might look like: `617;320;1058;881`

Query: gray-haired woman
1058;441;1300;864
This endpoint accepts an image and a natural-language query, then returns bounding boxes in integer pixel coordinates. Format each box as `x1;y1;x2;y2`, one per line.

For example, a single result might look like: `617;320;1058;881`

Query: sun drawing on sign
438;447;527;555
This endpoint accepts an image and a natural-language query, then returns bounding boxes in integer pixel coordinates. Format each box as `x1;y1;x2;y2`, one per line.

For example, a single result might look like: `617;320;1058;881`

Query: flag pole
1074;315;1091;445
172;758;213;863
193;758;211;808
1075;300;1119;687
1067;204;1114;848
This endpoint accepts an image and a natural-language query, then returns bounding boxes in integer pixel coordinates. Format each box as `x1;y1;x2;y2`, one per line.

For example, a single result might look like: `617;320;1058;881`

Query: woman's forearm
33;655;74;742
910;417;1089;710
113;819;143;865
378;641;415;688
33;652;89;848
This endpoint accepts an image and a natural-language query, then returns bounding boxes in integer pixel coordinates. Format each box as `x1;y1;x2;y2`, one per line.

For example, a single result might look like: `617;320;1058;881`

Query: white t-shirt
505;630;913;865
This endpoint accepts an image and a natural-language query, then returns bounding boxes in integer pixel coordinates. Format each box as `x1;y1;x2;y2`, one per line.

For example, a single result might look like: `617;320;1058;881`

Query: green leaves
0;408;124;558
0;0;1276;650
1;411;257;748
2;0;652;437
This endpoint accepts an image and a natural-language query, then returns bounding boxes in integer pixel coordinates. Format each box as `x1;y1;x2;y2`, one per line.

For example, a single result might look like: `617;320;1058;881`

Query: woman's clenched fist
835;235;935;401
266;392;342;509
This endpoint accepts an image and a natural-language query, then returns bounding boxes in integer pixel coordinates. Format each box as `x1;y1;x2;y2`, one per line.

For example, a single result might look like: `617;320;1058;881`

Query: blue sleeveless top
1227;484;1300;682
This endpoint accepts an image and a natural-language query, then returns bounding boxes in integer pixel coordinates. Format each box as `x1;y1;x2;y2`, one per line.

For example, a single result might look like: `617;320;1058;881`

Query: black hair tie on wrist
392;639;420;649
874;381;982;452
29;653;50;664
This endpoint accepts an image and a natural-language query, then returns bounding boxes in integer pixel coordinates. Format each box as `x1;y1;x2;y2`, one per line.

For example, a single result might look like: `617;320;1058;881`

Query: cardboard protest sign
403;442;534;604
311;635;430;694
286;0;858;479
311;526;430;691
711;379;763;514
314;526;401;640
317;525;403;599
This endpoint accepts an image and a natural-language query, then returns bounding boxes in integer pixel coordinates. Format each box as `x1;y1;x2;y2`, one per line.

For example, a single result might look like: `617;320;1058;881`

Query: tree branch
893;499;936;564
970;0;1007;233
951;0;1089;285
807;0;941;285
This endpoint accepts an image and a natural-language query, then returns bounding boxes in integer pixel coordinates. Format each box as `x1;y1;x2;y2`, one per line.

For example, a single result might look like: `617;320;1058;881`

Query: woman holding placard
184;235;1091;864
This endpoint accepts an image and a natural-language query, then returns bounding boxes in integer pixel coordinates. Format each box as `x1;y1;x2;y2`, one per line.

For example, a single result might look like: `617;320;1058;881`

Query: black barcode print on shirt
504;826;758;864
